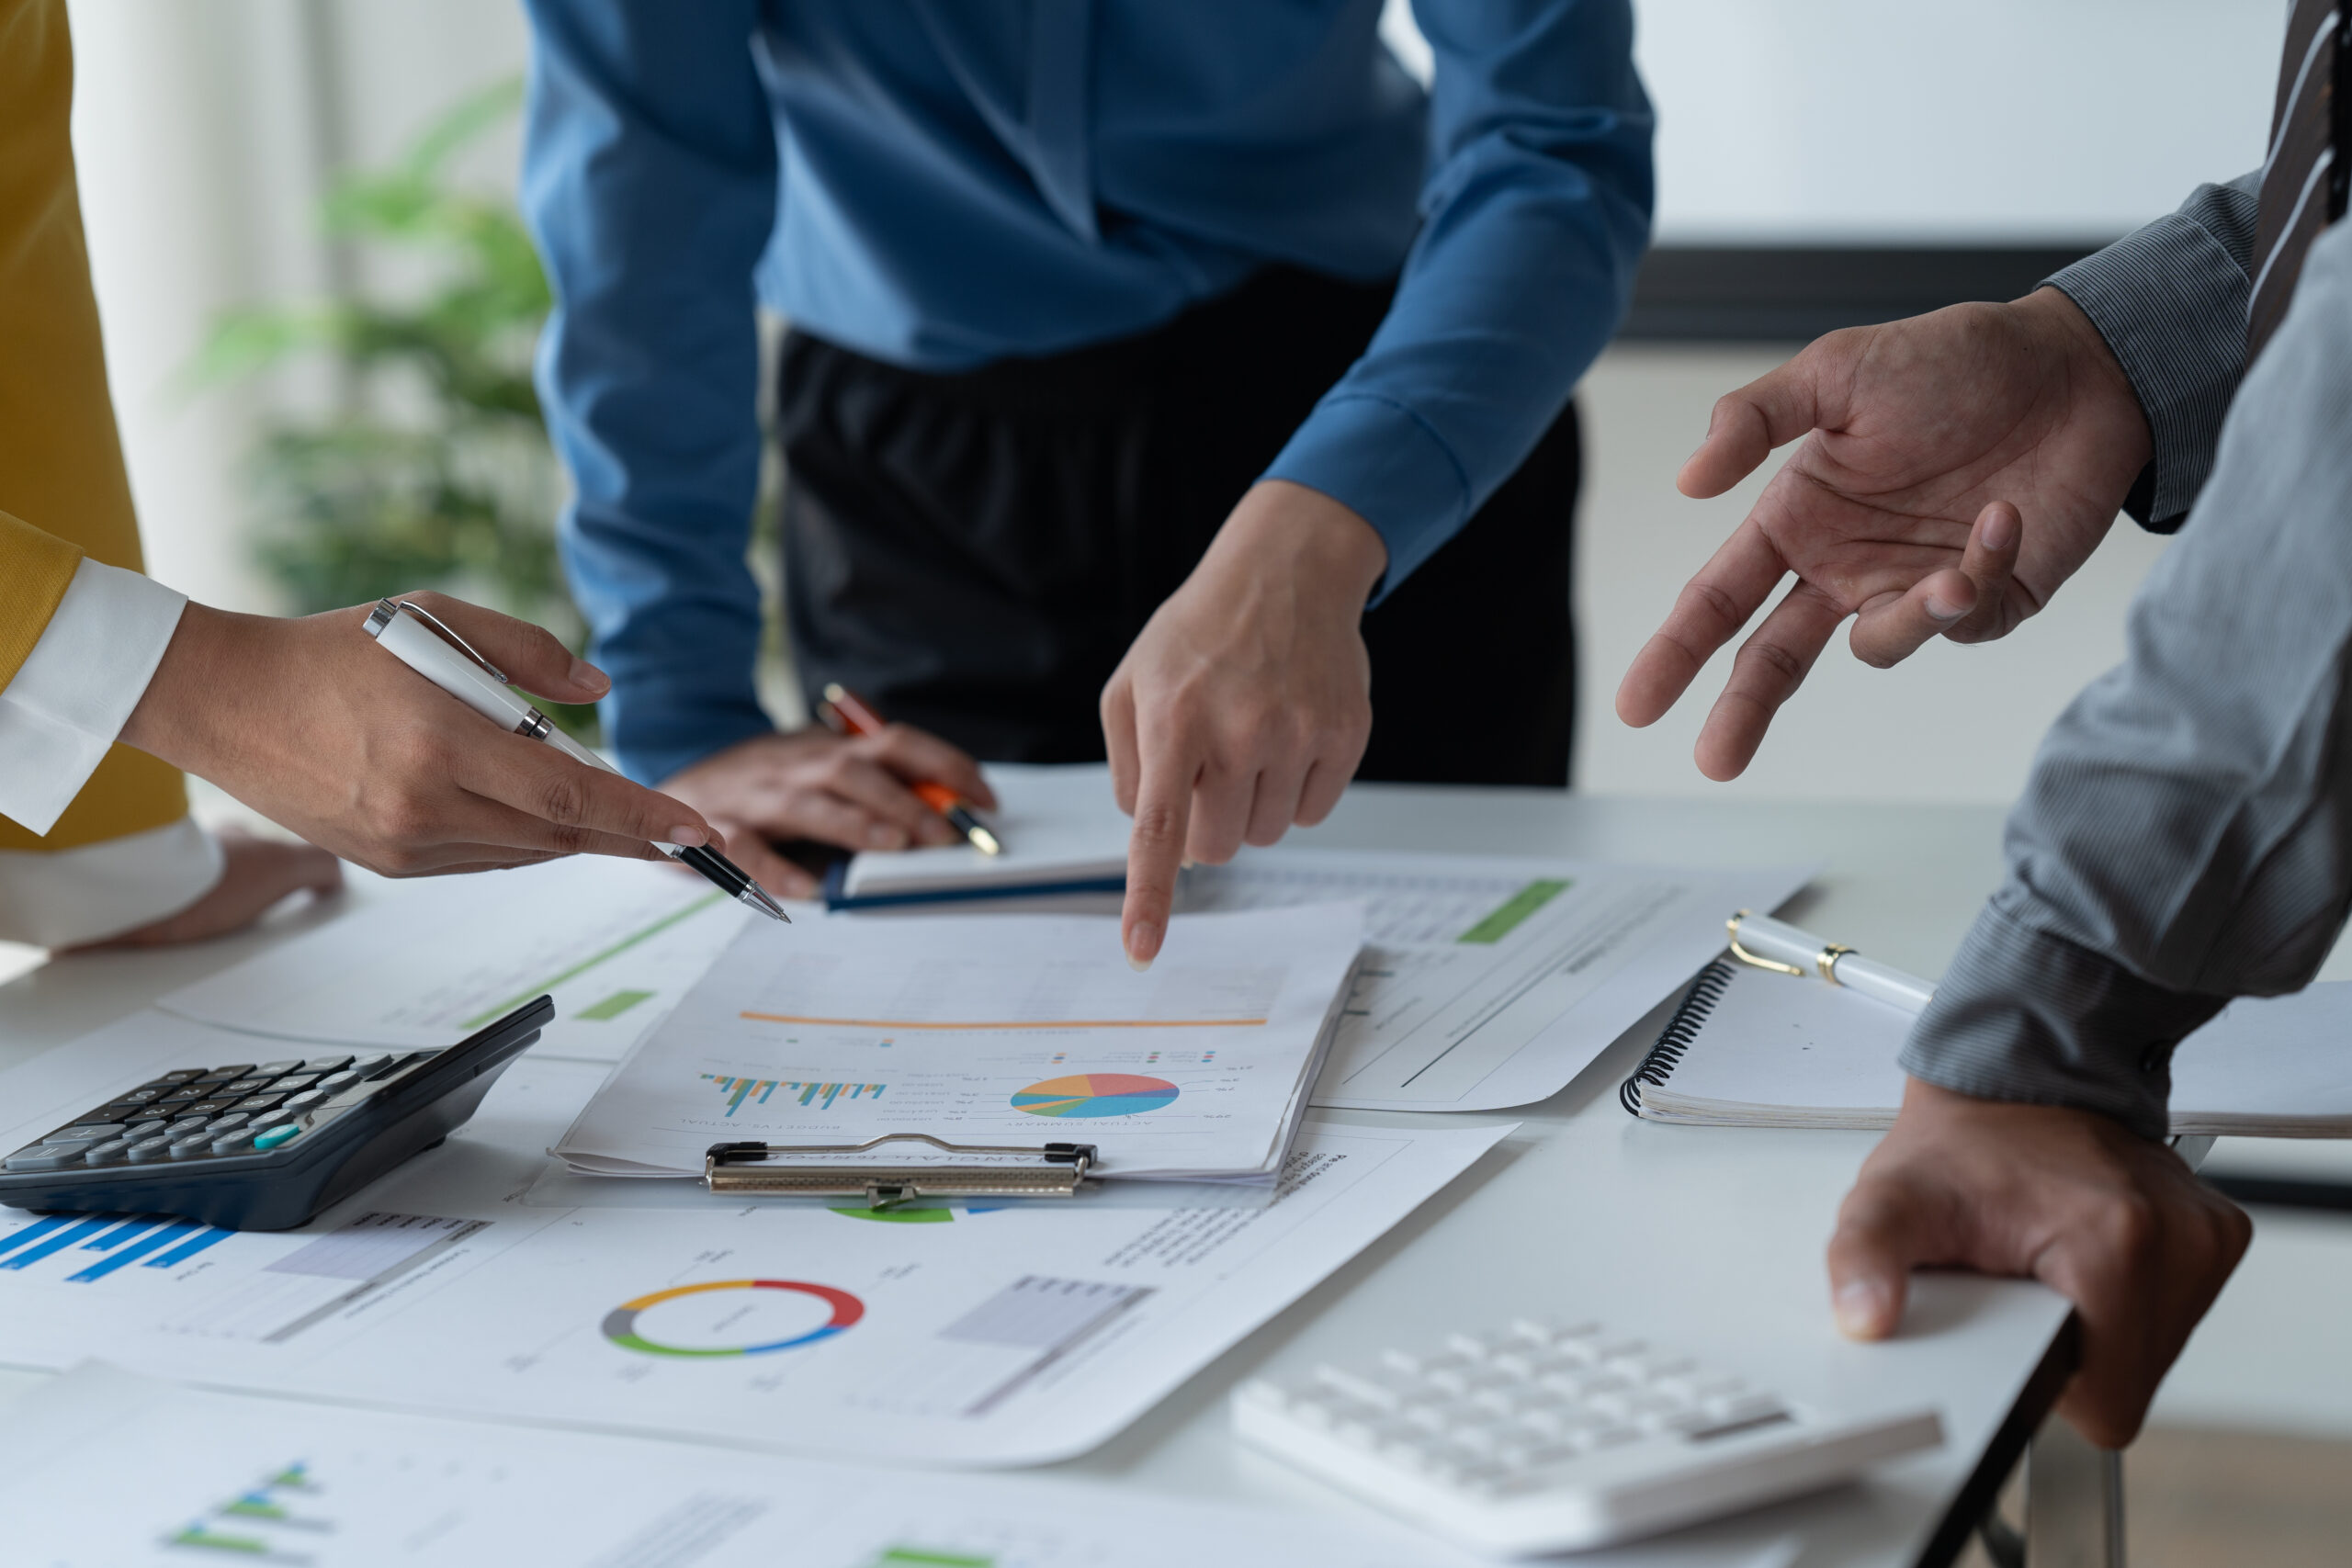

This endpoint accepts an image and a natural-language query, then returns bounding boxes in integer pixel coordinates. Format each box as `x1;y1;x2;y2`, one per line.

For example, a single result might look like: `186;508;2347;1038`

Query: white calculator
1233;1316;1943;1555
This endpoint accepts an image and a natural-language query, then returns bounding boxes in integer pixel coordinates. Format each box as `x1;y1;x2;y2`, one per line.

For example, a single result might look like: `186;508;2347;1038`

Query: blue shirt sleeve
522;0;779;784
1262;0;1654;596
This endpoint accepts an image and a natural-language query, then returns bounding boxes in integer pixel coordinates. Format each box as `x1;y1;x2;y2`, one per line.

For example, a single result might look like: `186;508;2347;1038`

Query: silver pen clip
365;597;510;685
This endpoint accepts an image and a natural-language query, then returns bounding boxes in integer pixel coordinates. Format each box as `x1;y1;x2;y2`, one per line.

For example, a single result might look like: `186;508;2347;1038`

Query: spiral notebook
1622;960;2352;1136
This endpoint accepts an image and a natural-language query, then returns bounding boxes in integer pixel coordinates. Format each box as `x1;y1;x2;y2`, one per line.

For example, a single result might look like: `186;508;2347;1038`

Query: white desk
0;788;2068;1566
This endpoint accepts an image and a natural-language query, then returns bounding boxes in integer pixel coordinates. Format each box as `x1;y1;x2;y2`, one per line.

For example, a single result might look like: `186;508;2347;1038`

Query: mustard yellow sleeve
0;0;191;852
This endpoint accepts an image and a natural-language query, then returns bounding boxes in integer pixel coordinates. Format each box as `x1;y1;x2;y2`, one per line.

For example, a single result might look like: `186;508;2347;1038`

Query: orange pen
817;683;1002;855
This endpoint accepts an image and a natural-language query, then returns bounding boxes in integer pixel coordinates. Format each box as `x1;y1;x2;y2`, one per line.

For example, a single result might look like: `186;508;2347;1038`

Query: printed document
839;761;1130;901
1180;848;1814;1111
556;903;1364;1179
158;855;752;1063
0;1366;1790;1568
0;1013;1506;1468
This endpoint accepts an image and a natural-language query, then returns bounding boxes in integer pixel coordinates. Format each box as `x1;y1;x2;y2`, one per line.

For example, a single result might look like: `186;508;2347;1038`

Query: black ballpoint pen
364;598;790;922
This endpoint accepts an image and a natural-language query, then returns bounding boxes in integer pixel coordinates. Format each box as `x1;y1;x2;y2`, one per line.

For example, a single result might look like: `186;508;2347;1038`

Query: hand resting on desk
1615;288;2152;781
660;725;999;901
1828;1077;2249;1449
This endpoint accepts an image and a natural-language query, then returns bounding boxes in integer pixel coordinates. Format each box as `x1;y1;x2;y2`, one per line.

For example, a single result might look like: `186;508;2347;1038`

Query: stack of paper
828;762;1131;907
555;902;1366;1180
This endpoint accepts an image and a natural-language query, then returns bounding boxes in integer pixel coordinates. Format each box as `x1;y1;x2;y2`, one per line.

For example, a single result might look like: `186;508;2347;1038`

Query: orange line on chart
738;1011;1267;1031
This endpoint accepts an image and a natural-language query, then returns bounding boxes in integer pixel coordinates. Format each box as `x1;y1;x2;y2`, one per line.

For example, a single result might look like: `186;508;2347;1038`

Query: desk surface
0;787;2067;1566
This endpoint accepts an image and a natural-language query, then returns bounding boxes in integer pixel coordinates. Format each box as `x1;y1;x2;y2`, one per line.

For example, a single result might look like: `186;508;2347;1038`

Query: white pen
364;598;789;923
1725;909;1932;1013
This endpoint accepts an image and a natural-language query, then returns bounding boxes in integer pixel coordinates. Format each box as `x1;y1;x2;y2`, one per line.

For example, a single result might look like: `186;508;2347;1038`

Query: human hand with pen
658;719;998;902
120;590;718;879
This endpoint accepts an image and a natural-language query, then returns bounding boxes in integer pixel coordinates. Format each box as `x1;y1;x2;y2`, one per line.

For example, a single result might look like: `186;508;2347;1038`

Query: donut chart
601;1279;864;1357
1011;1073;1180;1118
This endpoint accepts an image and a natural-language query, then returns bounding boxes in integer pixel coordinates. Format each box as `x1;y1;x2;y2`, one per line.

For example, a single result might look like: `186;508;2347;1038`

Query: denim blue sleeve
522;0;779;784
1262;0;1654;596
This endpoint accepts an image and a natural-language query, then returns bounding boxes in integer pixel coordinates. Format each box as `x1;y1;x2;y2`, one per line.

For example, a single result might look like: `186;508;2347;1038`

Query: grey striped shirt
1900;175;2352;1140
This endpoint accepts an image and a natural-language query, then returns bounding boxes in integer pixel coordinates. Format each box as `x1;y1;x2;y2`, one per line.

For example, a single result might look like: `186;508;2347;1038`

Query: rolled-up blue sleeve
1262;0;1653;594
522;0;778;784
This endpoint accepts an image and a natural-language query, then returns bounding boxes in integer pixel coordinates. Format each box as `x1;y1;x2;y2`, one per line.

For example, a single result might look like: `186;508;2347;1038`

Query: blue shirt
521;0;1653;784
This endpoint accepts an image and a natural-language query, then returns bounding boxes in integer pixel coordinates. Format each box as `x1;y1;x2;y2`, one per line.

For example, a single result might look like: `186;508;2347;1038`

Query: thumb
393;591;609;705
1826;1175;1947;1340
1677;336;1851;499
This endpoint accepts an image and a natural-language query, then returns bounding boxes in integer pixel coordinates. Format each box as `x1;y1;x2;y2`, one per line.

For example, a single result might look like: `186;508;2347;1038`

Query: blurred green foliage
194;80;597;735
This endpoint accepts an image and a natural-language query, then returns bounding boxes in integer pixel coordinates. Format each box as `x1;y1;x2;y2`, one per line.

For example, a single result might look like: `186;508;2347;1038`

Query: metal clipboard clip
702;1134;1100;1208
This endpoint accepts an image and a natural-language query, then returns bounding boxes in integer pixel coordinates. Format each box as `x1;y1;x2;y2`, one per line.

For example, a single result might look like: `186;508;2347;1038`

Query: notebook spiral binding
1619;957;1737;1117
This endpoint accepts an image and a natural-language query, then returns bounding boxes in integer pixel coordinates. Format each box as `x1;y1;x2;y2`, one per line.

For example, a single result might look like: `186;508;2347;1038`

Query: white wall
67;0;530;618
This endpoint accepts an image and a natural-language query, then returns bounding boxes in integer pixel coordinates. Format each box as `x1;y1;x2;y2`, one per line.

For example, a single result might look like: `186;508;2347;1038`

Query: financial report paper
0;1016;1501;1469
157;856;755;1064
556;903;1365;1179
1181;848;1815;1112
0;1367;1792;1568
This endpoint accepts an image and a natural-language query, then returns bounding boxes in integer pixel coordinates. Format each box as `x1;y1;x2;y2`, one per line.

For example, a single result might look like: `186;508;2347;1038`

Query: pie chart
1012;1073;1180;1118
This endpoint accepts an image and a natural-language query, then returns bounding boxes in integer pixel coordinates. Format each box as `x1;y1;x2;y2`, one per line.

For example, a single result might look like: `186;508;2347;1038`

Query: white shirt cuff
0;557;187;835
0;817;224;948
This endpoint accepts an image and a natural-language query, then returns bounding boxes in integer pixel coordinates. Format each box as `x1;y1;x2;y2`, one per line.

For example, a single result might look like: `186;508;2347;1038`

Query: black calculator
0;997;552;1232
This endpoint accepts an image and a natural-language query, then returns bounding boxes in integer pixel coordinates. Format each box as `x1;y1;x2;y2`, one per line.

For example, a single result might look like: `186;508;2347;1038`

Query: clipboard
703;1134;1099;1207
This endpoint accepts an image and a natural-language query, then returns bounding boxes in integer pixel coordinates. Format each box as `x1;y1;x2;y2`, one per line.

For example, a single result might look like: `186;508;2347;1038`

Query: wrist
120;601;239;772
1209;480;1389;608
2018;286;2153;470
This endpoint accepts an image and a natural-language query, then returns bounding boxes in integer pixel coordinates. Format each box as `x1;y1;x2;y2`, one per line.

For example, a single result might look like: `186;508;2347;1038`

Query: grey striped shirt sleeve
1902;216;2352;1141
2043;173;2259;531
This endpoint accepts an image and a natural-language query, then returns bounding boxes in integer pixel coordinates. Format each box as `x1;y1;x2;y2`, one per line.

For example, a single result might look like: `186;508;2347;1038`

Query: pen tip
970;825;1002;857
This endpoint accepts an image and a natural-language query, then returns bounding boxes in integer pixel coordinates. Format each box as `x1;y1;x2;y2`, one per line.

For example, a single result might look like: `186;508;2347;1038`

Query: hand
121;592;714;877
1102;479;1385;968
659;726;998;901
62;826;342;951
1617;288;2154;780
1828;1078;2250;1449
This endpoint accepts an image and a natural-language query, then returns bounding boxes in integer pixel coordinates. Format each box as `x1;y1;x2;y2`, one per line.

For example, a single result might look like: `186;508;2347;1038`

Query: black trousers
775;266;1579;786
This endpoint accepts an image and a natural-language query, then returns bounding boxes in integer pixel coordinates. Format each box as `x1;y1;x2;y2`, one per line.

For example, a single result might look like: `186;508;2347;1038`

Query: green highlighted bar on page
461;892;724;1029
575;989;656;1022
870;1550;995;1568
1457;879;1570;944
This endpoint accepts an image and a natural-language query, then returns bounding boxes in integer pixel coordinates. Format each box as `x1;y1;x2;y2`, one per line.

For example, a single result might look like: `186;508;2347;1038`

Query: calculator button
124;1134;178;1164
125;1120;170;1139
280;1090;329;1112
111;1088;167;1106
156;1087;208;1107
367;1053;429;1080
168;1135;220;1161
252;1123;302;1151
210;1129;262;1156
157;1068;209;1085
221;1078;273;1098
347;1053;391;1075
271;1074;322;1095
207;1112;253;1133
315;1071;364;1093
49;1122;123;1142
83;1137;138;1166
232;1094;288;1114
256;1059;304;1074
299;1055;356;1074
193;1065;254;1084
6;1141;96;1171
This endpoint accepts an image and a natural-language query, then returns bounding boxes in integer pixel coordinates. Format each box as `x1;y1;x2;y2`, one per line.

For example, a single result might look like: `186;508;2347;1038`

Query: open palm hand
1617;288;2153;780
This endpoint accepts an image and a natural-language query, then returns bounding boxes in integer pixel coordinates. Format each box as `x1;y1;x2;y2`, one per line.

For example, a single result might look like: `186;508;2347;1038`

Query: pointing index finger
1121;746;1195;971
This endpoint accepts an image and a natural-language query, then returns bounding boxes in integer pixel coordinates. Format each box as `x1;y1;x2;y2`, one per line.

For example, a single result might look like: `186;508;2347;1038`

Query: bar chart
0;1212;236;1284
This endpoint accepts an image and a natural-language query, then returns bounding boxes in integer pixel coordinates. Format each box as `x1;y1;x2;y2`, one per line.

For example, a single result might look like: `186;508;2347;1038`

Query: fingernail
1925;594;1967;622
569;659;610;696
1981;508;2018;552
1126;922;1160;972
669;826;708;847
1834;1280;1892;1337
